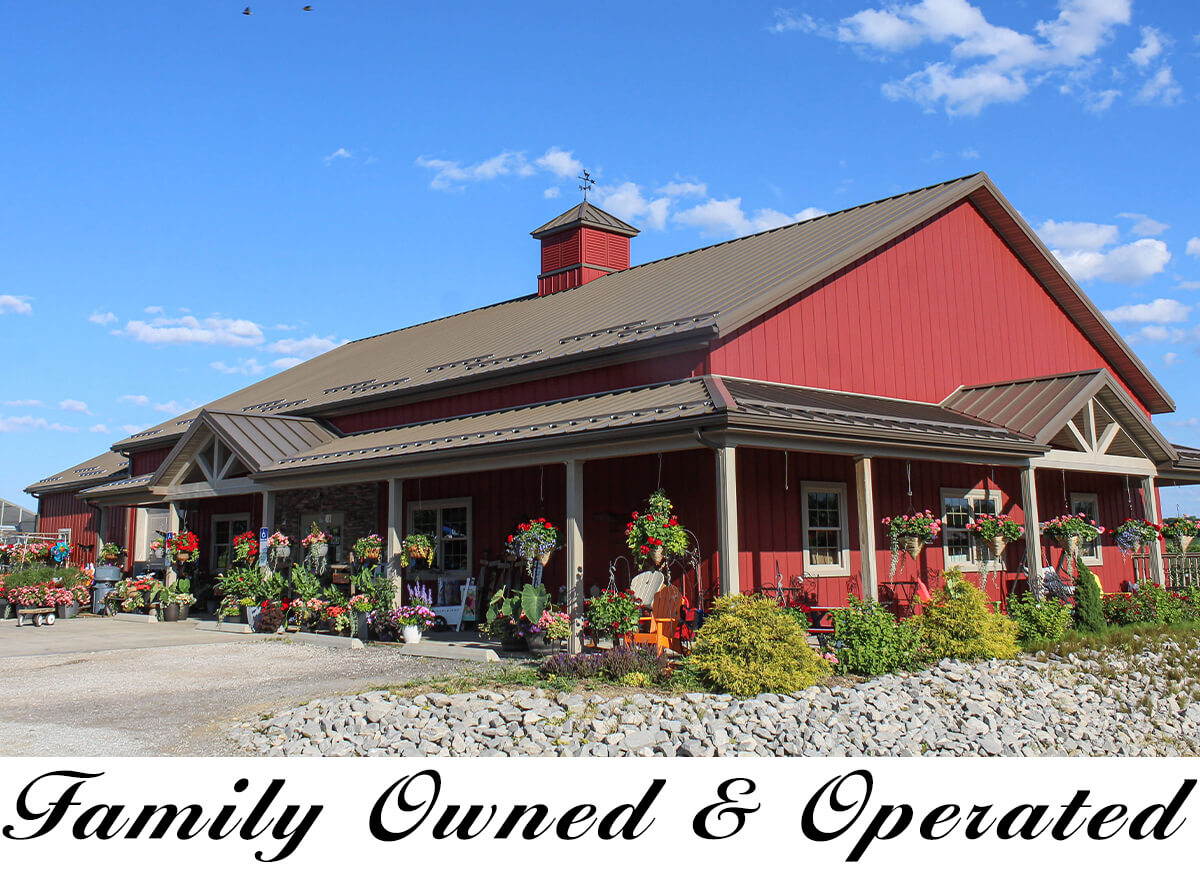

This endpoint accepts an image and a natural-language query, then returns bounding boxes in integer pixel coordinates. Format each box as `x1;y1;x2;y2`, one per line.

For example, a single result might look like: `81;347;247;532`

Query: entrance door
212;514;252;575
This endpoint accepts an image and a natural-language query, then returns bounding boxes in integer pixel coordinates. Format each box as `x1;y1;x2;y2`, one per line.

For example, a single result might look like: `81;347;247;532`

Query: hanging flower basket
625;489;689;569
898;535;923;559
1112;518;1161;555
988;536;1008;558
649;545;665;566
506;518;559;577
538;550;553;567
1160;516;1198;554
399;533;435;568
883;512;941;580
1041;514;1102;558
965;513;1023;560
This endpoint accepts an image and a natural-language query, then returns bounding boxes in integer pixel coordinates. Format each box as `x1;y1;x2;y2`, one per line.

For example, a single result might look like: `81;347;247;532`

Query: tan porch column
386;478;404;580
716;445;740;596
854;457;879;601
565;460;585;654
261;490;275;532
165;501;180;586
1019;466;1043;594
95;505;110;558
1141;475;1167;587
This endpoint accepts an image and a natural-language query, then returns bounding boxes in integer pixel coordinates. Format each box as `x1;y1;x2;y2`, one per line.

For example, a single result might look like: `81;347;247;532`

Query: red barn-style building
27;173;1200;625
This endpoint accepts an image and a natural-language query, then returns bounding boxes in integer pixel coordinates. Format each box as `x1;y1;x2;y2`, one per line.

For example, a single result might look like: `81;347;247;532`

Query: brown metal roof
94;172;1170;458
257;379;715;475
78;474;156;498
530;201;640;239
722;378;1034;451
943;370;1176;462
26;451;130;496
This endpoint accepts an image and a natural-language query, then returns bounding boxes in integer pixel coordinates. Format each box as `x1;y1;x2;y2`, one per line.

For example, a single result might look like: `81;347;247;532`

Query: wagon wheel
32;614;42;627
45;613;56;626
16;614;24;627
433;615;448;631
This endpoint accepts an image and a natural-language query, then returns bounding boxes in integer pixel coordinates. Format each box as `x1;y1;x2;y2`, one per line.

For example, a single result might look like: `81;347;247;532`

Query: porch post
1019;466;1043;594
715;445;740;596
1141;475;1167;587
386;478;404;579
261;490;275;532
854;457;879;601
165;501;180;587
565;460;585;654
96;505;110;559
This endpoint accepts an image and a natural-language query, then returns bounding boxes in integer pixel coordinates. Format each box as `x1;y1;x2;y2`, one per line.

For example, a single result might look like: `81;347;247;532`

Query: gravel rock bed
230;641;1200;757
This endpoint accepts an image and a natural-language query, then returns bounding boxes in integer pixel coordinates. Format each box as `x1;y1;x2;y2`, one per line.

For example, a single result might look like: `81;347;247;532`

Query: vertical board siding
328;350;706;434
708;201;1147;412
131;448;171;476
37;492;97;566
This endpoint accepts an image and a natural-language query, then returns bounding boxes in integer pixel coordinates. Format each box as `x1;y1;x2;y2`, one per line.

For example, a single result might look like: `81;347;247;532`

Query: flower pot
525;629;551;654
1177;534;1194;554
538;551;552;567
407;544;432;563
270;545;291;563
899;535;923;559
402;624;422;644
988;536;1008;559
243;605;262;630
0;597;9;620
499;634;527;652
356;612;371;642
649;546;664;566
313;543;329;558
180;603;190;620
162;603;181;622
56;602;80;620
94;565;122;582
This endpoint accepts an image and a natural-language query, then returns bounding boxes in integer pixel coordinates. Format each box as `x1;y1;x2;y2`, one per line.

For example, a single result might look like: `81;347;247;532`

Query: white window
1069;492;1103;566
300;511;346;564
211;513;252;574
135;508;170;565
941;487;1002;569
407;498;472;578
801;483;850;576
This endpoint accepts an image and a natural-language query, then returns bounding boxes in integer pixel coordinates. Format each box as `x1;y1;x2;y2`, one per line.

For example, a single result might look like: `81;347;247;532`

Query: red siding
37;492;98;566
707;201;1147;412
329;351;705;434
131;447;170;476
538;227;630;295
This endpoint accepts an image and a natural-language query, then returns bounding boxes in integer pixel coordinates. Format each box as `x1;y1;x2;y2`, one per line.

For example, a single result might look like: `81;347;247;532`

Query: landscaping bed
229;627;1200;757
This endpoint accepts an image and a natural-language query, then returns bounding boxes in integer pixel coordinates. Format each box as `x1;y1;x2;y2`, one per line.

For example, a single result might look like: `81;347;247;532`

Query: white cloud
1056;238;1170;284
1083;88;1120;112
153;400;191;416
656;180;708;198
769;11;818;34
594;182;672;231
115;315;265;347
416;151;534;190
118;394;149;406
1117;212;1169;237
674;198;827;237
543;186;560;199
1164;352;1180;366
119;424;144;435
1103;298;1192;325
960;147;980;159
798;0;1133;115
266;334;343;358
324;147;352;163
1129;26;1167;68
89;423;110;434
1178;281;1200;291
1037;219;1118;251
1136;65;1182;105
534;148;583;179
1188;238;1200;257
0;416;76;433
271;357;304;370
59;399;91;414
4;399;42;407
144;305;164;315
0;295;32;315
211;358;265;376
1128;324;1186;344
88;311;117;325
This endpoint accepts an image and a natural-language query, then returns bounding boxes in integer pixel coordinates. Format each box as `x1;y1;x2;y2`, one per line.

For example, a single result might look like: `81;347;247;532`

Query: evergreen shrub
1073;559;1106;634
918;570;1019;661
686;595;830;696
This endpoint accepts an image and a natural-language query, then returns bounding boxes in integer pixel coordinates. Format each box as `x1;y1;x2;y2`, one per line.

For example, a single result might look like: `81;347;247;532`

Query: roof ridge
951;369;1104;394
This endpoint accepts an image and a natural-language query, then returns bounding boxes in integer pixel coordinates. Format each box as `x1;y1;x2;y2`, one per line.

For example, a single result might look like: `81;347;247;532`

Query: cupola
530;201;639;295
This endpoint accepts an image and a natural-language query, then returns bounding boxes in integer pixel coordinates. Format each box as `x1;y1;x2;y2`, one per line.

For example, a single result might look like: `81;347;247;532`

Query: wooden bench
16;607;56;628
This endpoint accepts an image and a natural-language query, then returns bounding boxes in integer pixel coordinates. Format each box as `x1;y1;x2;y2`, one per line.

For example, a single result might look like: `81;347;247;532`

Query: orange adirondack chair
629;584;683;654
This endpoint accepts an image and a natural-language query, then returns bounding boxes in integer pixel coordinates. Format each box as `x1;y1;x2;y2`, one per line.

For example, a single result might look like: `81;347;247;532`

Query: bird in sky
242;6;251;14
303;5;313;9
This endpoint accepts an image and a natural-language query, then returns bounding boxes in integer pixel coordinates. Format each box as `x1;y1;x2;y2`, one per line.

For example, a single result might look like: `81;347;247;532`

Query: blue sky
2;0;1197;513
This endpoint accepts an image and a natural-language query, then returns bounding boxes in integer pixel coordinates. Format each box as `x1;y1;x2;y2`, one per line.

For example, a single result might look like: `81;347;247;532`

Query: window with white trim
1069;492;1103;566
941;487;1001;569
212;513;252;574
300;511;346;564
407;498;472;577
801;482;850;576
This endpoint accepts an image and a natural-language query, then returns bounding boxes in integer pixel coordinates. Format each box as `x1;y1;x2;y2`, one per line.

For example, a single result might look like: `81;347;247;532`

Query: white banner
0;758;1196;869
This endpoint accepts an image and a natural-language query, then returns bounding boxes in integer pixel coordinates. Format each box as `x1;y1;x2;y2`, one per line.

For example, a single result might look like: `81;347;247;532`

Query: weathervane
578;170;594;201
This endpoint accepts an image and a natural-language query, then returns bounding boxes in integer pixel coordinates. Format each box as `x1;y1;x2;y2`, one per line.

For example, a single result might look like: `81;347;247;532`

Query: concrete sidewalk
0;614;259;658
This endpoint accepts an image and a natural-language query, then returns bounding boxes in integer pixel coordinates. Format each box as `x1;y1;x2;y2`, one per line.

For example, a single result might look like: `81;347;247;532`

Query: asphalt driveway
0;615;487;756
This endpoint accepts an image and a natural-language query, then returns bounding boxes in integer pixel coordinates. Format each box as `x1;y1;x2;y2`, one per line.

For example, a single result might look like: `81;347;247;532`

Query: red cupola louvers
530;201;639;295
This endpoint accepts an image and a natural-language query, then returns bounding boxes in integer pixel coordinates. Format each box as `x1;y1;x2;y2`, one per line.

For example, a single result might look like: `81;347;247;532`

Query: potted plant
386;602;434;644
1041;513;1104;558
625;490;689;568
399;533;434;568
1113;518;1162;555
965;512;1023;558
1161;516;1199;553
95;543;124;582
353;534;383;566
266;531;292;566
529;609;570;654
349;594;374;640
296;597;327;633
157;529;200;572
232;530;259;566
302;523;331;572
483;583;551;651
324;604;350;636
506;518;559;578
882;511;942;579
583;588;641;646
0;579;9;620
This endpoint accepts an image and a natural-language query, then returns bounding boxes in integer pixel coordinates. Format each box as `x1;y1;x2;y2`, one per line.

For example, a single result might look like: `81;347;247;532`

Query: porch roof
26;450;129;496
1160;443;1200;486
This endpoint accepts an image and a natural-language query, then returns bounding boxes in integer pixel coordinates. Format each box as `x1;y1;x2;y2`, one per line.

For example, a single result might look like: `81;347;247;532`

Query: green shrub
1008;591;1073;643
918;570;1019;661
830;596;926;675
687;595;830;696
1073;559;1106;634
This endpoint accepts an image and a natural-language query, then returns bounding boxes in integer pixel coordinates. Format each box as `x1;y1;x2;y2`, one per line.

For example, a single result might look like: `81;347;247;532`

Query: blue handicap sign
259;527;269;540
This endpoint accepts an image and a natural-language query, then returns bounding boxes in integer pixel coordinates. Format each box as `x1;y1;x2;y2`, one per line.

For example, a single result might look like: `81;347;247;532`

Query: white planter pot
402;625;422;644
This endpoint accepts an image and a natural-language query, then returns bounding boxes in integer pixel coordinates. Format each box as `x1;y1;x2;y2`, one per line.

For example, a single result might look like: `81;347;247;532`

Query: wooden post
715;445;740;596
96;505;110;559
261;490;275;532
1019;466;1043;595
165;501;180;587
387;479;404;602
854;456;879;601
565;460;585;654
1141;475;1167;588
